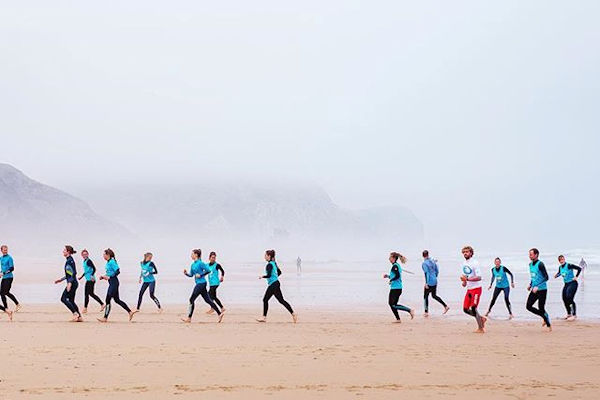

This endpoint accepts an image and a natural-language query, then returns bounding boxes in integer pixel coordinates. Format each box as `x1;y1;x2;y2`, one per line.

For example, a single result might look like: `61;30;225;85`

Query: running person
181;249;224;323
460;246;486;333
383;252;415;323
53;245;83;322
0;245;21;312
554;255;581;321
485;257;514;319
526;248;552;331
256;250;297;323
422;250;449;317
206;251;225;314
97;249;137;323
78;249;105;313
136;252;161;312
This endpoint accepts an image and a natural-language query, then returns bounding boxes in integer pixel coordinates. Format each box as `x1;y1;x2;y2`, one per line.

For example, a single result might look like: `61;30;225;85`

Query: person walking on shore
384;252;415;323
460;246;486;333
54;245;83;322
526;248;552;332
422;250;449;317
485;257;514;319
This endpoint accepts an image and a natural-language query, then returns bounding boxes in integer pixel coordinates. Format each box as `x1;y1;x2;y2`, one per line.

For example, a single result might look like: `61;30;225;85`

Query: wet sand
0;304;598;399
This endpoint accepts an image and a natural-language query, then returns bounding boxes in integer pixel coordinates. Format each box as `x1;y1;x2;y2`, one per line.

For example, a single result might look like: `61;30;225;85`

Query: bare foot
474;328;485;334
76;316;84;322
481;316;487;330
423;312;430;318
409;309;415;320
220;307;227;313
7;310;13;321
567;315;577;321
393;319;402;324
484;311;490;317
256;317;267;323
443;306;450;315
70;314;79;322
129;310;139;321
97;317;108;323
181;317;191;323
509;314;514;320
15;304;22;313
545;325;553;332
292;313;298;323
218;310;226;323
82;308;88;314
206;308;215;315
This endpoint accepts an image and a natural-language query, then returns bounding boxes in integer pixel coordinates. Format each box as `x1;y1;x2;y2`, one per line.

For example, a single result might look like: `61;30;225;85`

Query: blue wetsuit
262;261;294;317
58;256;80;316
82;258;104;308
0;254;19;309
486;266;514;315
526;260;551;326
137;261;161;310
186;259;220;318
103;258;132;319
388;262;411;320
422;258;447;312
557;263;581;316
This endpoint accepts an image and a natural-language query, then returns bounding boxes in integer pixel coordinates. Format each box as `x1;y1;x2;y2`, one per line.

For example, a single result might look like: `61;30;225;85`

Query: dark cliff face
0;164;128;246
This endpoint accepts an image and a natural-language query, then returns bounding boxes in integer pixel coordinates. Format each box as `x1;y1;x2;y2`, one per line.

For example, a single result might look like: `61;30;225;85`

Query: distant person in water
297;256;302;275
383;252;415;323
136;252;161;312
257;250;297;323
554;255;581;321
206;251;225;314
97;248;137;323
460;246;486;333
485;257;514;319
78;249;105;313
182;249;224;323
54;245;83;322
0;245;21;312
422;250;449;317
526;248;551;331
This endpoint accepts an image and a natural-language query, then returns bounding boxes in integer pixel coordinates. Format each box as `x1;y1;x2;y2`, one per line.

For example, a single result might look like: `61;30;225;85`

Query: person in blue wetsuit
256;249;297;323
53;245;83;322
0;245;21;312
422;250;449;317
77;249;105;313
181;249;224;323
485;257;515;319
136;252;161;312
554;255;581;321
206;251;225;314
97;248;137;323
526;248;551;331
383;252;415;323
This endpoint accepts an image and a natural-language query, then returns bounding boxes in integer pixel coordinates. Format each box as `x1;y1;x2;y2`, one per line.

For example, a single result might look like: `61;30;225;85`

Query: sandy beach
0;304;598;399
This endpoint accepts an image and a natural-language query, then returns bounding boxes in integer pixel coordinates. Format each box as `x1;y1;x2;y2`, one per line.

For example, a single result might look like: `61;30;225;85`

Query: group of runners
384;246;583;333
0;243;584;331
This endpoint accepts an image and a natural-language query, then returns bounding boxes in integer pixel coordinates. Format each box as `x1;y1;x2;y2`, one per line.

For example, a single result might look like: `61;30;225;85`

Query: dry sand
0;304;598;399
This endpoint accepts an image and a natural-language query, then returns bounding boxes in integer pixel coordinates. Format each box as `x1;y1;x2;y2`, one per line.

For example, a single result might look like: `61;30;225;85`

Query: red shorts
463;287;482;309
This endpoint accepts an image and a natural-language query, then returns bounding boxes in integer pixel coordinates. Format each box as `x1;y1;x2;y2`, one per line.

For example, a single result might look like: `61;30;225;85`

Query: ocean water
19;249;600;321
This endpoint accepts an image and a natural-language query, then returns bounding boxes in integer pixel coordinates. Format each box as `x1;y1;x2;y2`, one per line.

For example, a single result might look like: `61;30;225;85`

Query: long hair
390;252;407;264
104;248;116;260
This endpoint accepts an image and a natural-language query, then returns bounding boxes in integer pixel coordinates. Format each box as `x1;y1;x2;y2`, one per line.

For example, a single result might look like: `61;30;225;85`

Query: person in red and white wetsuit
460;246;487;333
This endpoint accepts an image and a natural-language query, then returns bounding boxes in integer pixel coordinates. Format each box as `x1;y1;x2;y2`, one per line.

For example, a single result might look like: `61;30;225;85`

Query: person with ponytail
256;250;297;323
53;245;83;322
97;248;137;323
181;249;224;323
136;252;162;313
77;249;105;314
383;252;415;322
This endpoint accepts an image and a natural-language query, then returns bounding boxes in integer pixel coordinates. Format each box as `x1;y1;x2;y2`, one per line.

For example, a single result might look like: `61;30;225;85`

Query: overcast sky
1;1;598;251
